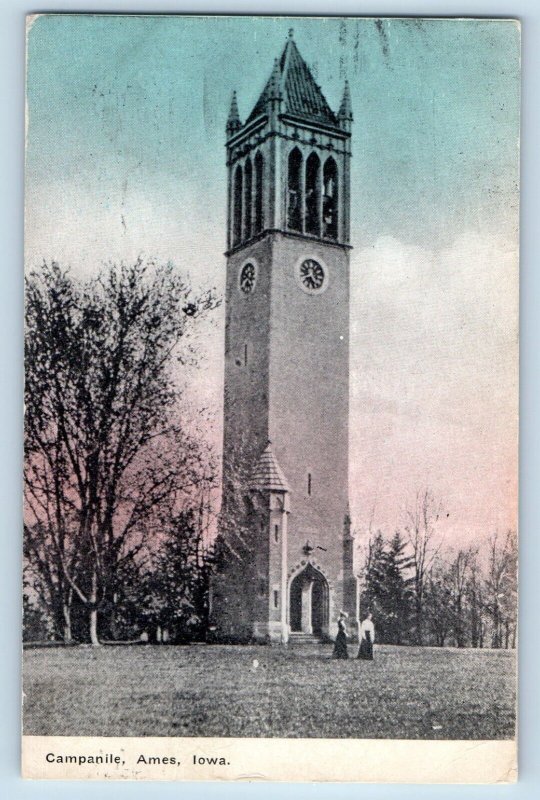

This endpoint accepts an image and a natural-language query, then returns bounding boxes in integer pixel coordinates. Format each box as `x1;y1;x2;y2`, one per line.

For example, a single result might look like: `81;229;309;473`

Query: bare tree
23;518;77;642
24;259;220;644
424;562;453;647
467;553;486;648
448;548;476;647
485;530;517;649
403;489;444;645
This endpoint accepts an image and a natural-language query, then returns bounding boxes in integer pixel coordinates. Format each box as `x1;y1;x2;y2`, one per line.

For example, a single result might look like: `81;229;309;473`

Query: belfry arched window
254;151;264;234
287;147;303;232
305;152;321;236
233;165;243;246
323;157;338;240
244;157;252;240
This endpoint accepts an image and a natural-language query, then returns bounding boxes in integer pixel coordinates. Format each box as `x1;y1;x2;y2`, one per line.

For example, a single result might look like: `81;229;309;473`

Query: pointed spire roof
246;31;339;127
249;442;290;492
226;90;242;134
338;80;353;121
267;58;282;100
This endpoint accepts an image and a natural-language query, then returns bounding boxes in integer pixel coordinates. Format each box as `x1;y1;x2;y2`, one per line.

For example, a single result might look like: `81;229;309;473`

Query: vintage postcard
23;15;519;782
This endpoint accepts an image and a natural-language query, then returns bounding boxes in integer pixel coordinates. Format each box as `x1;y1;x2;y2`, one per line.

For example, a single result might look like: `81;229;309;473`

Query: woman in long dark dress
332;612;349;659
357;612;375;660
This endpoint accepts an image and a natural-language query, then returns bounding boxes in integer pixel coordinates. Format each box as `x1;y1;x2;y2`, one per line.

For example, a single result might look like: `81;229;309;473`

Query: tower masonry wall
212;501;271;642
217;35;356;642
222;236;273;487
217;237;274;641
268;233;351;604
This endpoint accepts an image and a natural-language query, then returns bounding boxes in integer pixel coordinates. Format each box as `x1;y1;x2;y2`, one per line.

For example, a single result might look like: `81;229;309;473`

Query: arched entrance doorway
289;564;329;638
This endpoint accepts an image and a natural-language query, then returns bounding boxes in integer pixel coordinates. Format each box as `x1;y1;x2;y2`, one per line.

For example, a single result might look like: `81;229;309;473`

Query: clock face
299;258;325;292
239;261;256;294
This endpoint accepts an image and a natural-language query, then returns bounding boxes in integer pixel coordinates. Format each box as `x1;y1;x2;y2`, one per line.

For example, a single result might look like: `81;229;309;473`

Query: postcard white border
3;0;540;798
22;735;516;784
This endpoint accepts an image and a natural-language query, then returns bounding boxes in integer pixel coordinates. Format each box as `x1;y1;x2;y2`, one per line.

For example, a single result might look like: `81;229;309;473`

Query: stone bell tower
211;30;357;643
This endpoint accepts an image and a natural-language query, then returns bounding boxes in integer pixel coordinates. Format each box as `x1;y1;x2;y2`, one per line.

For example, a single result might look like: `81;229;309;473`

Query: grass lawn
23;643;516;739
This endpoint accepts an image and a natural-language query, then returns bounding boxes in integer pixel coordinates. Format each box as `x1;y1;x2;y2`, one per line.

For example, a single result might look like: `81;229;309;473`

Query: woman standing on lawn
332;611;349;659
357;612;375;660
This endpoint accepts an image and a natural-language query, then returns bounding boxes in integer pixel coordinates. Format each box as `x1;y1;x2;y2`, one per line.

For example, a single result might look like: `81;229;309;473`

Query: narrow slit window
305;152;321;236
308;472;312;496
244;343;248;366
323;157;338;240
244;157;252;240
273;590;279;609
233;165;243;245
274;524;279;543
254;151;264;233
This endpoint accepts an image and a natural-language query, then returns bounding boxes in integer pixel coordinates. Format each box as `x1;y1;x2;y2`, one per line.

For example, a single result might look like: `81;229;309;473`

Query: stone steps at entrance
288;632;324;646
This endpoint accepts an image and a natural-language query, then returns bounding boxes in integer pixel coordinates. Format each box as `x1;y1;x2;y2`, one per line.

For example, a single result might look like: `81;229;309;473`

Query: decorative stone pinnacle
226;90;242;134
338;79;353;122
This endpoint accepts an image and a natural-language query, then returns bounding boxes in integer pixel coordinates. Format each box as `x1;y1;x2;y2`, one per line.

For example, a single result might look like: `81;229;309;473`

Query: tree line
358;492;517;649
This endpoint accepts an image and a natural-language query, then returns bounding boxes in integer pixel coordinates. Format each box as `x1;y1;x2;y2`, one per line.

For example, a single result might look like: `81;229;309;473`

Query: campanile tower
212;31;356;643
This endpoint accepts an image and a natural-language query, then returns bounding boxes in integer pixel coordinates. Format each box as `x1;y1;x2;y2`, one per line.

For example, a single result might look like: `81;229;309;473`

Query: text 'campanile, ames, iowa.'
211;30;358;644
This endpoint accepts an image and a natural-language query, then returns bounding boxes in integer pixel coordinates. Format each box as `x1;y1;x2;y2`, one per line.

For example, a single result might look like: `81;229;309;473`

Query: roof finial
226;90;242;135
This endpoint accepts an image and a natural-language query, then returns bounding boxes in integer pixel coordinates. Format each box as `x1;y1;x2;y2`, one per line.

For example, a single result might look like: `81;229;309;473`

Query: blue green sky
27;16;519;250
26;16;520;544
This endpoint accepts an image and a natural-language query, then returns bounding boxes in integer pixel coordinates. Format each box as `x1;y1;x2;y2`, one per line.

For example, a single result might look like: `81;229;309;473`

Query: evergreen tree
360;531;414;643
359;531;387;632
382;532;414;644
140;508;215;643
